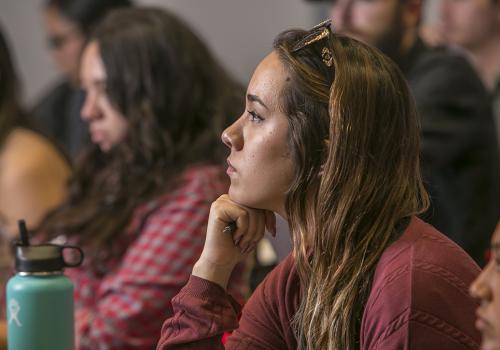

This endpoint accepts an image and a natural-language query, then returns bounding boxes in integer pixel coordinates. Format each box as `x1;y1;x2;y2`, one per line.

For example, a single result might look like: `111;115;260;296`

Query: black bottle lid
14;220;84;273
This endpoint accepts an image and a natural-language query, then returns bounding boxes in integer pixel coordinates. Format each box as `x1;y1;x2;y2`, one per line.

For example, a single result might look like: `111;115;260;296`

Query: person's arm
158;275;241;350
159;266;297;350
157;195;291;349
0;320;6;350
0;131;70;236
192;195;275;289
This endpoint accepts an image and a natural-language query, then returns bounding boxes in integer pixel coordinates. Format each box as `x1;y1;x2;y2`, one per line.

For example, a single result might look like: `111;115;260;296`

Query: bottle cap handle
61;246;84;268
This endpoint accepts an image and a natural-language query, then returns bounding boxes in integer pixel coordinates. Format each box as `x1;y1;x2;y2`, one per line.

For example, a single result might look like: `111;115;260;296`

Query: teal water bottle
6;221;84;350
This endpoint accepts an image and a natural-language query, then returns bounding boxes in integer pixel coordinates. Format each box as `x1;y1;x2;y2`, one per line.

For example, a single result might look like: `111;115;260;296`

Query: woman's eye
248;110;263;123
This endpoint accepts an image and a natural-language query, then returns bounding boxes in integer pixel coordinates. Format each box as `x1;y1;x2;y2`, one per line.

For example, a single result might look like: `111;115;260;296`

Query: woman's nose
221;117;243;151
80;92;100;122
470;266;493;302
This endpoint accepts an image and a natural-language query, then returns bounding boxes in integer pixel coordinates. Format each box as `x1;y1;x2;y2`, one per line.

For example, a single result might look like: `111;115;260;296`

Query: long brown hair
39;8;243;267
273;29;429;349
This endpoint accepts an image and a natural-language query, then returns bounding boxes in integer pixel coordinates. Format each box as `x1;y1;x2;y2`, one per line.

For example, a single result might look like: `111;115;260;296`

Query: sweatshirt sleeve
157;255;299;349
156;275;241;349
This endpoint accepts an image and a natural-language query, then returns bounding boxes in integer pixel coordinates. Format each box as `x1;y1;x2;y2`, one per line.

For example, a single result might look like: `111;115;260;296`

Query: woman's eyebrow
247;93;269;110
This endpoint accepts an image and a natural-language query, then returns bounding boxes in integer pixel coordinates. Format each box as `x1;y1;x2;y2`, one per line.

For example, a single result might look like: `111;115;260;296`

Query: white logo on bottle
8;298;22;327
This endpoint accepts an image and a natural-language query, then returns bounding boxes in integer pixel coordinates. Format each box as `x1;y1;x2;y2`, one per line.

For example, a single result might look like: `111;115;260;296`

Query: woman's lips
90;129;104;144
226;159;236;175
476;309;492;334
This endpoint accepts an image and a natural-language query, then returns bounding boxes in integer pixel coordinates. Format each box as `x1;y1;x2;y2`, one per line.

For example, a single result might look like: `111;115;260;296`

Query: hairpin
321;47;333;67
290;19;334;67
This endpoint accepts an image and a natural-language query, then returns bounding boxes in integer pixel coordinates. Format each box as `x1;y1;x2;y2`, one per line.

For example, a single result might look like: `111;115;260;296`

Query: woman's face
440;0;499;50
330;0;401;48
222;51;294;217
43;6;86;85
80;42;128;153
470;222;500;350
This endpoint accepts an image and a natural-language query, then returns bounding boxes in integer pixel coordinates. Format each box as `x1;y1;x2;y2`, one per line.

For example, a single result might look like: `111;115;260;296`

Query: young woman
157;21;481;349
37;8;246;349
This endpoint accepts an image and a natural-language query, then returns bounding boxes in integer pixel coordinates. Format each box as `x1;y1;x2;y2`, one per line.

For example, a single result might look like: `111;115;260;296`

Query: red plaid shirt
66;164;247;349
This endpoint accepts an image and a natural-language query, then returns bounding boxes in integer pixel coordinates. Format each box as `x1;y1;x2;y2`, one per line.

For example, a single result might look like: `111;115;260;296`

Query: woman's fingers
232;209;249;245
206;194;271;263
217;195;266;250
237;208;255;251
240;210;276;255
243;242;257;255
238;209;264;252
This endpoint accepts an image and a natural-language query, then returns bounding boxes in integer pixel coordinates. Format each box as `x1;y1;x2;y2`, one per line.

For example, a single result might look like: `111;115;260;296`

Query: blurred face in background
330;0;403;51
80;42;128;153
43;6;86;85
440;0;500;51
470;222;500;350
330;0;423;62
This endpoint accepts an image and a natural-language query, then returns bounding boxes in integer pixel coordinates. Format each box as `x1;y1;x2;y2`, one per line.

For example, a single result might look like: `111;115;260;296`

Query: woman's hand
192;194;276;289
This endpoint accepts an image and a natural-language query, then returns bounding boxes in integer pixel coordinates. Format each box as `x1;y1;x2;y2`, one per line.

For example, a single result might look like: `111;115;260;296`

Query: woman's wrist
192;257;236;290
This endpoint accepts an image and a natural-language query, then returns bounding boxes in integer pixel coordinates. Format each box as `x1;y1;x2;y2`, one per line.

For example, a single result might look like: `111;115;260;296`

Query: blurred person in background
0;25;70;244
0;24;70;346
470;220;500;350
0;23;70;252
32;0;132;160
32;7;245;349
440;0;500;146
419;0;447;47
327;0;499;266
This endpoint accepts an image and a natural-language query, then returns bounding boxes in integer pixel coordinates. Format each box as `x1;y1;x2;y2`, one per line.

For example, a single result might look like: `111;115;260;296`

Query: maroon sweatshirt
157;217;481;349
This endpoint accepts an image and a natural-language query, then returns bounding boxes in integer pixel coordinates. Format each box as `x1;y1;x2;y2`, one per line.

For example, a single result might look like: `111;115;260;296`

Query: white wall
424;0;442;24
0;0;327;105
0;0;59;104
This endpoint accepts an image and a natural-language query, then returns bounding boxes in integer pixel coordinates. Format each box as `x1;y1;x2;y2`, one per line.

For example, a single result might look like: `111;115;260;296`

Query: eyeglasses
290;19;333;67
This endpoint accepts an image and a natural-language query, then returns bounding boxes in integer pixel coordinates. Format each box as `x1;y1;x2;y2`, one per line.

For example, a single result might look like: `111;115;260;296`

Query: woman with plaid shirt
37;7;247;349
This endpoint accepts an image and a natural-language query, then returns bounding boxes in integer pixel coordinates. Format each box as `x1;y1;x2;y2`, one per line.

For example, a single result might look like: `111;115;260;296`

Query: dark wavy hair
39;8;243;267
45;0;132;36
273;28;429;349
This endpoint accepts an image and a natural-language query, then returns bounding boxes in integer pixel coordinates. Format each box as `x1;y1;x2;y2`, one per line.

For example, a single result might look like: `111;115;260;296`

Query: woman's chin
227;190;249;207
227;188;261;209
227;188;285;216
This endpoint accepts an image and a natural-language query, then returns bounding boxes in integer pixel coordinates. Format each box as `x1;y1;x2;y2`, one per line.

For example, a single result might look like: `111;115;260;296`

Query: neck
467;32;500;91
391;27;419;73
401;27;418;55
276;207;287;221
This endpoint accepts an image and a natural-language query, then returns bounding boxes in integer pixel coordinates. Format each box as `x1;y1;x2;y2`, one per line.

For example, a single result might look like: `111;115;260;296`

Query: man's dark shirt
400;38;500;265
